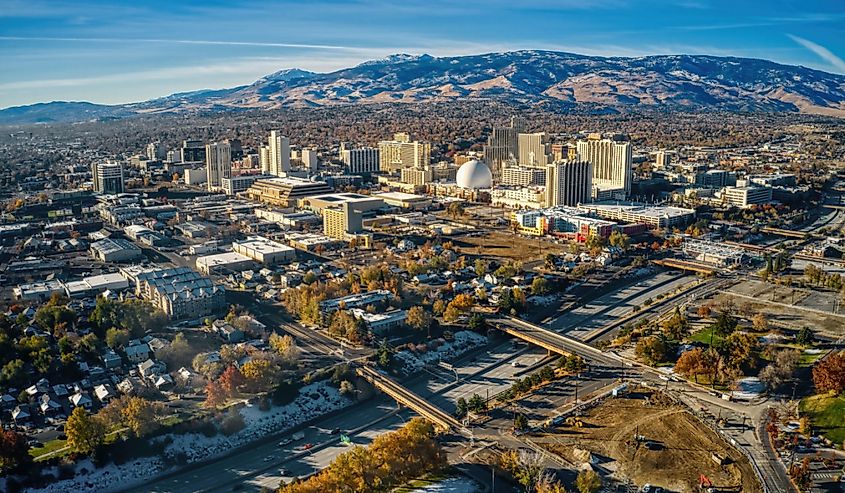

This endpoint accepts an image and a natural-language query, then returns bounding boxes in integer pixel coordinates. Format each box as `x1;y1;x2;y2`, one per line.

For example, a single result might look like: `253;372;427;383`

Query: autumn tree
241;359;280;392
219;365;245;396
575;469;602;493
66;407;105;455
157;332;193;369
0;430;29;472
531;277;550;296
635;336;671;365
269;333;301;366
812;352;845;394
204;381;226;408
406;306;433;334
752;312;768;332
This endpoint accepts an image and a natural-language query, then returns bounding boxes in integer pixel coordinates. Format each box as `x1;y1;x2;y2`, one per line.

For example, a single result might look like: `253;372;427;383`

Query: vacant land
710;280;845;337
532;389;761;493
451;230;555;262
800;393;845;445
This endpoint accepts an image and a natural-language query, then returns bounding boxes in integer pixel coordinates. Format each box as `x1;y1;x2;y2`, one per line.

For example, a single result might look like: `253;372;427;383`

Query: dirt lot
450;230;561;262
712;280;845;337
532;389;761;493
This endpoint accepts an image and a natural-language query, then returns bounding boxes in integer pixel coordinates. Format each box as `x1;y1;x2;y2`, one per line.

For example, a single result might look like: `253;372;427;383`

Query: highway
546;270;692;339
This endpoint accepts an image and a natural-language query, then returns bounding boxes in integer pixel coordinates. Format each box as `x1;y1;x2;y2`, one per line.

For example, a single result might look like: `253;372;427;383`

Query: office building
400;166;433;186
301;149;318;172
577;137;633;194
245;176;333;207
135;267;225;319
232;236;296;265
518;132;551;167
578;203;695;229
501;165;546;187
322;202;372;247
551;143;577;162
341;146;380;174
545;160;593;207
655;150;669;169
268;130;291;176
91;162;125;194
184;167;207;186
483;116;523;181
180;139;206;163
205;142;232;191
221;173;272;195
259;146;271;173
721;186;773;208
146;142;166;160
378;133;430;174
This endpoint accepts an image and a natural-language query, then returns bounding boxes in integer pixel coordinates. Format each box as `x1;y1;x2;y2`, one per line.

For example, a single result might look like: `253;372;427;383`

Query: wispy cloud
787;34;845;73
0;36;357;51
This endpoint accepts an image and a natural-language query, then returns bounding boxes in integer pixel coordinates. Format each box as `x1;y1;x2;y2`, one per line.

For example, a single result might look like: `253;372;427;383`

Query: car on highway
279;468;291;476
301;443;313;450
278;438;293;446
263;455;275;462
330;427;341;435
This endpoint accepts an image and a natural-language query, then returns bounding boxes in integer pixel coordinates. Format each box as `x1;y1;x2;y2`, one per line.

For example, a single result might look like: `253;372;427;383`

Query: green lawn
688;326;724;347
29;438;67;461
394;472;452;492
800;393;845;446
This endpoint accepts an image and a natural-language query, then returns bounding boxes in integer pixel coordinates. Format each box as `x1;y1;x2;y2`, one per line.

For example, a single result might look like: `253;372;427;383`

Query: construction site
530;387;762;493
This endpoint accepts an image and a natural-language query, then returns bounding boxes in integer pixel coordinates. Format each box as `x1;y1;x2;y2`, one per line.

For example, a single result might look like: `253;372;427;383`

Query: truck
292;431;305;441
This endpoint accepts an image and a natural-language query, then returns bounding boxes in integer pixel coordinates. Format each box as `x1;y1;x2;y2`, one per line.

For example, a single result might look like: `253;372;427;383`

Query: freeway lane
548;270;693;339
130;399;405;493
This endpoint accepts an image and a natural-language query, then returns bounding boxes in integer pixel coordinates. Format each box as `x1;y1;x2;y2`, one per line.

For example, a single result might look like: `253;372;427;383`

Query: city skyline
1;0;844;108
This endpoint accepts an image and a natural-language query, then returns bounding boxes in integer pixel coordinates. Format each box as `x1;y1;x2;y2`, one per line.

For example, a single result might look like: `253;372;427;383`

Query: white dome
456;160;493;189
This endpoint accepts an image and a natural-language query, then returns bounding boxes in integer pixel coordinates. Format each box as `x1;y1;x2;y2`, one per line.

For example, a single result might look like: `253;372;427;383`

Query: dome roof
456;160;493;189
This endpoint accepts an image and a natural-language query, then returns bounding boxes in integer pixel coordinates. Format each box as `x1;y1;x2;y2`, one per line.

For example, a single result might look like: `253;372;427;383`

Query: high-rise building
259;146;271;173
483;117;523;181
146;142;166;161
655;150;670;169
205;142;232;191
577;137;632;194
545;160;593;207
91;162;125;194
551;143;577;162
501;165;546;187
301;149;318;172
180;140;206;163
400;166;433;186
378;133;430;174
518;132;551;168
268;131;291;176
341;147;380;175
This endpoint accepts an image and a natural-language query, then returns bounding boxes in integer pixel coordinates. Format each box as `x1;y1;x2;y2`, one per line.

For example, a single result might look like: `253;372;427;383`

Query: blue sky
1;0;844;108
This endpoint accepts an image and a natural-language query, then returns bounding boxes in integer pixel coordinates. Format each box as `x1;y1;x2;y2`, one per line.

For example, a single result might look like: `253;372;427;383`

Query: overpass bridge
491;316;623;368
761;226;811;239
355;365;466;434
651;259;717;275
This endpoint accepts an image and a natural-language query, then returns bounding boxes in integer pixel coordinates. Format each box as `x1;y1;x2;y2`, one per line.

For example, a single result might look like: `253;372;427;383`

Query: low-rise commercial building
90;238;143;262
721;186;773;208
232;236;296;264
374;191;431;210
196;252;256;275
578;203;694;229
244;177;333;207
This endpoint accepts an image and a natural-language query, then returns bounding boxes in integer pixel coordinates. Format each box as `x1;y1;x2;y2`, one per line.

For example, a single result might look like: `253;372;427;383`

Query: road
129;399;409;493
547;270;692;340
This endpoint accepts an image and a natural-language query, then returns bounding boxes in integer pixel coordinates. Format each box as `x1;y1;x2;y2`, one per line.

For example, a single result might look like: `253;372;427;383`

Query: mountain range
3;50;845;125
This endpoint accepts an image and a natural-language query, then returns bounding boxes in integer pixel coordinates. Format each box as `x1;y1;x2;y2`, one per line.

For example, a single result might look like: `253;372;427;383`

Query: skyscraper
518;132;551;168
146;142;166;161
91;162;125;194
268;130;291;176
180;139;206;163
545;160;592;207
205;142;232;191
377;133;430;174
483;118;522;181
301;149;318;173
576;136;632;194
341;147;380;175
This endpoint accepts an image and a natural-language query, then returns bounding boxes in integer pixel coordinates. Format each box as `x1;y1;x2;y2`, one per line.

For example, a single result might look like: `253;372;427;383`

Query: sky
1;0;844;109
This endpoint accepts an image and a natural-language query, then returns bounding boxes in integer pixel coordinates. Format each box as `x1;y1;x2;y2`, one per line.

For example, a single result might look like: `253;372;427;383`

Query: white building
378;133;430;174
184;167;208;186
545;160;593;207
721;186;773;208
221;173;273;195
205;142;232;191
341;146;380;174
268;130;291;176
501;165;546;187
577;137;632;195
232;236;296;265
518;132;551;167
91;162;125;194
301;149;318;172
